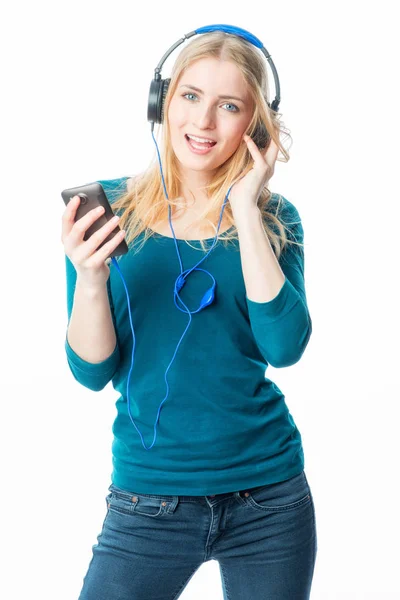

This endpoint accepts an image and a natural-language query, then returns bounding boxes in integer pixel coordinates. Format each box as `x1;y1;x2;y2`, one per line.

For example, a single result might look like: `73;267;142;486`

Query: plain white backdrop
1;1;399;598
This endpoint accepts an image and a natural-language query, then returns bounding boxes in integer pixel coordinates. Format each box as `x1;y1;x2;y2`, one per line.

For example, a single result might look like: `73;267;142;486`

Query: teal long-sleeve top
64;176;312;495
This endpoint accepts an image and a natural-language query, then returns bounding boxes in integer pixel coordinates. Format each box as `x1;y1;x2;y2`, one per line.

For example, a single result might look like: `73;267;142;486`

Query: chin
175;149;219;171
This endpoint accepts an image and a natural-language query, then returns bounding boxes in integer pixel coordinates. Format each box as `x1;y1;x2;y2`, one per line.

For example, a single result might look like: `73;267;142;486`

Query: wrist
75;277;107;298
231;204;261;223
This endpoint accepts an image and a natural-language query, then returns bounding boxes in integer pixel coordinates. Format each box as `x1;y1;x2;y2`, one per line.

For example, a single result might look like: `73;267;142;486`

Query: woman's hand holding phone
61;195;126;290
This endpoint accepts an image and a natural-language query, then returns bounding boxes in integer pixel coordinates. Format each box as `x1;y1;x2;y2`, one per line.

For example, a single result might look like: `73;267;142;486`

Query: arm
64;252;120;392
235;196;312;368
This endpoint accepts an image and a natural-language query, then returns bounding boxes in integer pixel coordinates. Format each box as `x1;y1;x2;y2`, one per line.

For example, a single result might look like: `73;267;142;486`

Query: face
167;57;254;179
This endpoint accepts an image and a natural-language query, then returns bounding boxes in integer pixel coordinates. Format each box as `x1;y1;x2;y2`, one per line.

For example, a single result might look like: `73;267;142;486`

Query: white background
1;1;399;598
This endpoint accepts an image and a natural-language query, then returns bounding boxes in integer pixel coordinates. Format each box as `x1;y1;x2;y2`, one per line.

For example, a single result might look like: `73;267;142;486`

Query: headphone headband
147;23;281;126
194;24;264;48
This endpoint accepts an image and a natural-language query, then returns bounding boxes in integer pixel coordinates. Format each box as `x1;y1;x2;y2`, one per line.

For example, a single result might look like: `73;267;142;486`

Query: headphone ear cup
148;79;162;123
159;78;170;123
147;78;171;124
251;121;270;150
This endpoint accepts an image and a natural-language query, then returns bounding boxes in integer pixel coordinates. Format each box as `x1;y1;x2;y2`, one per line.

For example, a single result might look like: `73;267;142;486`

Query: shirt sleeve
245;196;312;368
63;178;126;391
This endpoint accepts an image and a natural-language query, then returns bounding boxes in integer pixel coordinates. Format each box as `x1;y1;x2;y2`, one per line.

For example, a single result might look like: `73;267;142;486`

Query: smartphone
61;181;128;258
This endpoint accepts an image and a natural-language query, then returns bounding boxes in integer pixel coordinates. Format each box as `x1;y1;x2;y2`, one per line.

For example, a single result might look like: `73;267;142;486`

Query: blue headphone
147;24;281;127
111;24;281;450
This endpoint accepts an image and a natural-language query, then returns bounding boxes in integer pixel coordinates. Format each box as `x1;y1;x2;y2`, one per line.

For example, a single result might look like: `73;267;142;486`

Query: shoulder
96;176;131;204
263;193;304;246
267;192;301;223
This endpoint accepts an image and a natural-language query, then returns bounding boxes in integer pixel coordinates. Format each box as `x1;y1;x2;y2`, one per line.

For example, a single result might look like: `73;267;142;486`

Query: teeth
187;134;215;144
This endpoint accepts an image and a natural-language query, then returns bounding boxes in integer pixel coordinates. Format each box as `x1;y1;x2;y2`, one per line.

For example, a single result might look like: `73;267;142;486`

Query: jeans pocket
107;484;166;518
244;471;312;513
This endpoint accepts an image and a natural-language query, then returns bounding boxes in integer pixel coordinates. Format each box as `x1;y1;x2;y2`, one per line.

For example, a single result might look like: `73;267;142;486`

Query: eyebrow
179;84;246;104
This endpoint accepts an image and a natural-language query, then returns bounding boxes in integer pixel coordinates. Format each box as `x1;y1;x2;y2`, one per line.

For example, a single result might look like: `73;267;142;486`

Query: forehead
178;58;251;100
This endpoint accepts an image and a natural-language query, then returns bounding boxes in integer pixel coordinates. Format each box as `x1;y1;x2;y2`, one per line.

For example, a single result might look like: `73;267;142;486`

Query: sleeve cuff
245;277;300;322
65;335;120;376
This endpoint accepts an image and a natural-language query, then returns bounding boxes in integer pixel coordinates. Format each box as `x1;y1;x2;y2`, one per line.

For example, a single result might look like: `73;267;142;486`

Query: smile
185;134;217;155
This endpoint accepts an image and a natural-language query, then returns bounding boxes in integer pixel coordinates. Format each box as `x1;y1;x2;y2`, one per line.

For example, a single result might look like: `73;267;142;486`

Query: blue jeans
78;470;317;599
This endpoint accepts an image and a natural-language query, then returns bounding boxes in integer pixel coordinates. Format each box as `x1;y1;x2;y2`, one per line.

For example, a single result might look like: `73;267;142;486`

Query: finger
243;134;265;167
263;138;279;168
61;195;82;241
65;204;106;248
86;229;126;268
74;215;121;263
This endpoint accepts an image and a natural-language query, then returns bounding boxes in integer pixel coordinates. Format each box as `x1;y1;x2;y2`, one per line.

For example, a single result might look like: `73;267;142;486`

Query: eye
222;102;239;113
182;92;197;102
181;93;239;113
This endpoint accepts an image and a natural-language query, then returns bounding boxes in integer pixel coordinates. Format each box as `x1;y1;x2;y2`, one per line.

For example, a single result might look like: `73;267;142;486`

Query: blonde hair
111;31;302;257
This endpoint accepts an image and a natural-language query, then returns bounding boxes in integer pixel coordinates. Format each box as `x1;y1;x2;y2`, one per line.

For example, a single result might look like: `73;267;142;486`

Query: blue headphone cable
110;128;233;450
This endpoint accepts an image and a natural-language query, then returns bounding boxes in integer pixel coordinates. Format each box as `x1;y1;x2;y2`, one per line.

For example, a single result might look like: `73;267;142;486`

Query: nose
193;104;216;131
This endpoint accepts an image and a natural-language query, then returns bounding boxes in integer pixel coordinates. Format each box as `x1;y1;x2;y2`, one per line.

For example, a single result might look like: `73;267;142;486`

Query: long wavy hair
111;31;301;257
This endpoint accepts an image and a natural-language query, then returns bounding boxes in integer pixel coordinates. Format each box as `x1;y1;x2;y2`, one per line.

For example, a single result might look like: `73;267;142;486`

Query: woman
62;28;317;600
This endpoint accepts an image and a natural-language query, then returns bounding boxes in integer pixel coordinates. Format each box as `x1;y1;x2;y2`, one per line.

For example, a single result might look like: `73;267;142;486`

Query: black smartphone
61;181;128;258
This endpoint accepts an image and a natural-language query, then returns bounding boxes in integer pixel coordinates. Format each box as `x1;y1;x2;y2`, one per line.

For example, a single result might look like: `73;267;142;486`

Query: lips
185;135;217;155
185;134;217;146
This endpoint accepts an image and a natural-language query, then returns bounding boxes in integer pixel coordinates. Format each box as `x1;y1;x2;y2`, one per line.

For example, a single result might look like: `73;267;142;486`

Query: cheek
223;127;244;151
168;99;187;128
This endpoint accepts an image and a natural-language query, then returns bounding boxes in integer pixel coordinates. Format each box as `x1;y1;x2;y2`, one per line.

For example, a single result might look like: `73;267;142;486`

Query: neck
177;166;218;208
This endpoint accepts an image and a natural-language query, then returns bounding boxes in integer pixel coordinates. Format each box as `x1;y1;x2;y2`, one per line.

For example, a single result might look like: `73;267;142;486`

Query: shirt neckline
122;176;235;242
146;224;236;242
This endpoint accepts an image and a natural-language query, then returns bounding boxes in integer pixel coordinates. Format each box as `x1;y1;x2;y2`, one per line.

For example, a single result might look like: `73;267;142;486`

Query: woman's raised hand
61;195;126;289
